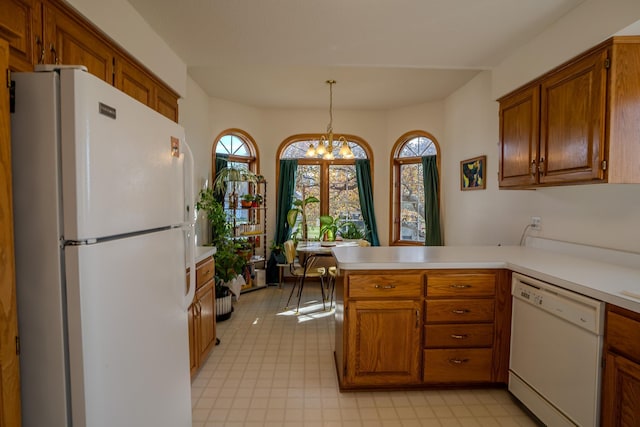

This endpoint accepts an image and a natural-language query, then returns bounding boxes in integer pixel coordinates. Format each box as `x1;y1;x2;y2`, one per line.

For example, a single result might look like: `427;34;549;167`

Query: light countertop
331;245;640;314
195;246;216;264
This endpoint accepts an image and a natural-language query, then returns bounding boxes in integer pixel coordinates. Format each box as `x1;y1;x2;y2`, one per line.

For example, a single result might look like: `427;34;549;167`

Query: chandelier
305;80;354;160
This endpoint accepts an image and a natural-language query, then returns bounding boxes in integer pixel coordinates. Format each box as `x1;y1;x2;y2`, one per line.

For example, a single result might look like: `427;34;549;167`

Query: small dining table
295;240;359;280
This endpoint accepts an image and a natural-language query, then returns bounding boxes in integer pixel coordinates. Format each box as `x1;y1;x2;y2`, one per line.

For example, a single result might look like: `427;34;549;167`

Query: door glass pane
400;163;425;242
328;165;363;236
293;165;320;240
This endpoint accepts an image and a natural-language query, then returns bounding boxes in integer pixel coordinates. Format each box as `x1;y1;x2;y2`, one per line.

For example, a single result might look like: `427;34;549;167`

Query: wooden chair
328;239;370;309
283;240;327;312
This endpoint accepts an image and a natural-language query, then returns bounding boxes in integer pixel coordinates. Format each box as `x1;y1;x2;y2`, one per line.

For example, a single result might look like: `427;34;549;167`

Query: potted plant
319;214;340;241
240;194;254;208
196;188;229;246
213;167;258;207
252;194;263;207
338;221;368;240
286;196;319;241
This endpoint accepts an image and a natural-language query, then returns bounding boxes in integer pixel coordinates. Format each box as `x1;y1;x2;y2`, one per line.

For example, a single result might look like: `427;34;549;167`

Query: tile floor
191;284;540;427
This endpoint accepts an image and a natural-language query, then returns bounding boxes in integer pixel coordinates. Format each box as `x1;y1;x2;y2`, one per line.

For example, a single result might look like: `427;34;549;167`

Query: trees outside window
279;135;371;240
391;131;440;245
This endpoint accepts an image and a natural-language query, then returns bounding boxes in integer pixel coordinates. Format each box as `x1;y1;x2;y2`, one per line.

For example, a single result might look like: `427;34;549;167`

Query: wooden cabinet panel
346;299;422;386
424;324;493;348
114;55;155;108
195;257;215;291
426;272;495;297
498;85;539;187
348;274;423;299
43;1;114;83
423;348;492;383
156;84;179;122
426;299;495;323
540;47;607;184
0;37;22;427
602;305;640;426
0;0;41;71
602;352;640;427
187;302;198;376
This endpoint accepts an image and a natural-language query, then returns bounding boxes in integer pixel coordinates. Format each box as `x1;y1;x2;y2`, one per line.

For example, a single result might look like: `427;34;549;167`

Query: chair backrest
358;239;371;247
283;240;296;264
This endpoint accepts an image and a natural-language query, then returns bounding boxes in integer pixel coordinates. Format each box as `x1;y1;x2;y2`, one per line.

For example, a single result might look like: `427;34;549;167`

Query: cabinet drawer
426;299;494;323
607;310;640;362
196;257;215;289
424;324;493;348
427;273;495;297
348;274;423;299
423;348;492;383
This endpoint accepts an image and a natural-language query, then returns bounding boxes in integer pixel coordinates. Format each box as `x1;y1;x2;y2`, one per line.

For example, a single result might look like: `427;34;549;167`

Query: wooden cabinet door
187;301;198;377
0;0;41;71
601;352;640;427
42;0;114;83
0;38;22;427
195;280;216;363
114;55;155;109
155;84;179;122
539;47;608;184
346;299;422;386
498;85;539;187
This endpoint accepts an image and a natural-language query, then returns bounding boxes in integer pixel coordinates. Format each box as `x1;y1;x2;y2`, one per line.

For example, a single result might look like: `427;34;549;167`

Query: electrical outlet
531;216;541;230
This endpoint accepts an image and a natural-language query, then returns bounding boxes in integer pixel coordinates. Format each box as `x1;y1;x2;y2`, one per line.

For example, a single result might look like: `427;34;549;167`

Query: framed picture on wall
460;155;486;190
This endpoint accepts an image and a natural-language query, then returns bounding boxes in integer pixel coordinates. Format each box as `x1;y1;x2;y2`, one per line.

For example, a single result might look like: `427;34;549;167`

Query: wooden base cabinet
601;305;640;427
187;256;216;378
335;269;511;390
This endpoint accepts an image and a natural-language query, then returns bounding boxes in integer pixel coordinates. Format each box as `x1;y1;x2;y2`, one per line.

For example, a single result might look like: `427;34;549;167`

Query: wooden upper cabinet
114;55;155;108
498;36;640;188
540;47;607;185
0;0;41;71
43;0;114;83
499;85;539;187
155;84;179;123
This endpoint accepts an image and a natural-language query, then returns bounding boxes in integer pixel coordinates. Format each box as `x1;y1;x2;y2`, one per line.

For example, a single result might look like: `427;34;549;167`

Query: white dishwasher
509;273;605;427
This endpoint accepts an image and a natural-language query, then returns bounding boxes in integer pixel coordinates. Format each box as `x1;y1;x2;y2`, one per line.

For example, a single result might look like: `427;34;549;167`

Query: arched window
278;135;372;241
390;131;441;245
212;128;259;177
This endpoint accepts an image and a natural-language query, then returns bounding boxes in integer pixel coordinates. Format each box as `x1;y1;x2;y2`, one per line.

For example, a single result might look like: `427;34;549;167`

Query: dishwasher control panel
512;273;604;335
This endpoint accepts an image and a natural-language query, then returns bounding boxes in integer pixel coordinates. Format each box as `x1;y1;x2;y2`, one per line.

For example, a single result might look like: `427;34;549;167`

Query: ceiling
126;0;585;110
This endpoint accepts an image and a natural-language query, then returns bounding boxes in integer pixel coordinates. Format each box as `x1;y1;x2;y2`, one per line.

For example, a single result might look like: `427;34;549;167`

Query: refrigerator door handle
182;140;196;310
183;224;196;310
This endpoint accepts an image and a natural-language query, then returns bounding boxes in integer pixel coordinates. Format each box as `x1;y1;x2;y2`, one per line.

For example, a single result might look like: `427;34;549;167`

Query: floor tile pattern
191;284;540;427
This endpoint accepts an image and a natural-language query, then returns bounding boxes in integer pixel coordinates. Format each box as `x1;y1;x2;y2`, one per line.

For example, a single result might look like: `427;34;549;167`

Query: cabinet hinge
602;160;607;171
604;58;611;69
6;68;10;88
15;336;20;356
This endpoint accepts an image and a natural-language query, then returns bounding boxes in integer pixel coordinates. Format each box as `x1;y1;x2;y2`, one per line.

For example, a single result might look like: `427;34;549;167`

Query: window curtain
213;153;229;203
355;159;380;246
274;159;298;245
422;155;442;246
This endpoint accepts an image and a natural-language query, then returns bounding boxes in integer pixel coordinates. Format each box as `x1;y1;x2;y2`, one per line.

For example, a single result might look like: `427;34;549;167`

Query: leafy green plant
213;167;258;196
286;196;319;241
196;188;229;247
319;215;340;241
339;222;367;240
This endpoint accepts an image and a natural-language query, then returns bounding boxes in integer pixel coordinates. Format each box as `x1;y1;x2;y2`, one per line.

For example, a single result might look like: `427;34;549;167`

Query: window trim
211;128;260;176
389;130;441;246
276;133;373;216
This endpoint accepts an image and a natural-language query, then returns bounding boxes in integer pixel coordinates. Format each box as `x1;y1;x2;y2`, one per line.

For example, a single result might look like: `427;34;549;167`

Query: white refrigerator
10;66;196;427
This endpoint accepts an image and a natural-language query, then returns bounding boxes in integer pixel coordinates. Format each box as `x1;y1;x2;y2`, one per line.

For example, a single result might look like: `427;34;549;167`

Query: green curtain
355;159;380;246
213;153;229;203
422;155;442;246
274;159;298;245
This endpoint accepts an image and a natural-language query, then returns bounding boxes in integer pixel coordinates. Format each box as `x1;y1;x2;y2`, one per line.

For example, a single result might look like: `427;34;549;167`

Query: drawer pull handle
374;284;396;289
450;284;471;289
450;334;468;340
448;358;469;365
452;309;470;314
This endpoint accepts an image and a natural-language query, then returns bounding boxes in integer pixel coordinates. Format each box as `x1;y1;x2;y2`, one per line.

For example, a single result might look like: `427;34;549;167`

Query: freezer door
64;228;192;427
59;68;189;240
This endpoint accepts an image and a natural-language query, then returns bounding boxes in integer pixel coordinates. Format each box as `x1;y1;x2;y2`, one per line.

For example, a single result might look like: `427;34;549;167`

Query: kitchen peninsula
331;243;640;425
